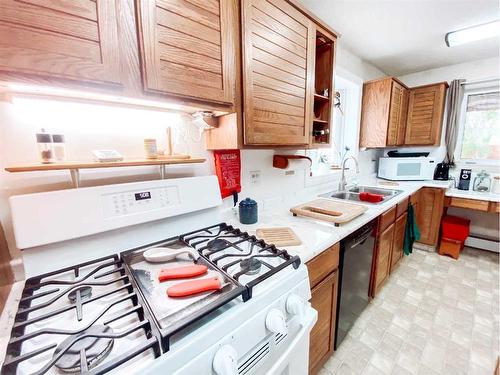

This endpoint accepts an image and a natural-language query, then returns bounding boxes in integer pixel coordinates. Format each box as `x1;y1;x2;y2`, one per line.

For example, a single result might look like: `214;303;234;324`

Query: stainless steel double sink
320;186;403;205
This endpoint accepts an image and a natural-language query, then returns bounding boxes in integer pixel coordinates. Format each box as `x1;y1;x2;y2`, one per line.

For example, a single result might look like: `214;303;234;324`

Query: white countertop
446;188;500;202
222;179;454;264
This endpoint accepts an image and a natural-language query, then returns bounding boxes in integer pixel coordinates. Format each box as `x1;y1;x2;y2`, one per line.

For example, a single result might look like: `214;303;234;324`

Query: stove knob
286;293;305;316
265;308;287;334
213;344;238;375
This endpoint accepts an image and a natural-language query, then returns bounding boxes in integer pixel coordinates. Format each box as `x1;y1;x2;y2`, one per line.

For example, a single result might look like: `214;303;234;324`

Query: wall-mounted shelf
5;157;206;188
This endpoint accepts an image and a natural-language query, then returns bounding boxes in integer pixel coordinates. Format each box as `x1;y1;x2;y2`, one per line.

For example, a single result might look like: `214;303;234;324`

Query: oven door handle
266;306;317;375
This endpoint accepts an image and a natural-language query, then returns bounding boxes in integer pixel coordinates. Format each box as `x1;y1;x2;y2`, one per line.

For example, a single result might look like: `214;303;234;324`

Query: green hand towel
403;203;420;256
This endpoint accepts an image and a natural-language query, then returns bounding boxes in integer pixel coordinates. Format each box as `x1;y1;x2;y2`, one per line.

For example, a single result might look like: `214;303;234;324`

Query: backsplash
0;96;377;278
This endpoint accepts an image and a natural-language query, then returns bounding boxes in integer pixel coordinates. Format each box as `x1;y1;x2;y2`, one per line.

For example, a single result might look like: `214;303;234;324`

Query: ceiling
299;0;500;76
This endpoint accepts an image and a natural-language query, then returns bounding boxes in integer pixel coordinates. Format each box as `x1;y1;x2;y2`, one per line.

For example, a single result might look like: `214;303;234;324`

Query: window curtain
444;79;465;165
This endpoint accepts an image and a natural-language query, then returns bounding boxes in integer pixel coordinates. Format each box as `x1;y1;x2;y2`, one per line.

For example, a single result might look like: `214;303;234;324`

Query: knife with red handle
167;276;225;298
158;265;208;282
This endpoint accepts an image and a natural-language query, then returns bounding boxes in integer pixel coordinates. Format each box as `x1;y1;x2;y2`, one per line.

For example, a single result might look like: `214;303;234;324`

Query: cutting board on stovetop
290;198;367;224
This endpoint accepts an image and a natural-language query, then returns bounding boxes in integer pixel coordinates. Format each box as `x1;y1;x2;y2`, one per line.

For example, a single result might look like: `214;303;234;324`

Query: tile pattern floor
320;248;499;375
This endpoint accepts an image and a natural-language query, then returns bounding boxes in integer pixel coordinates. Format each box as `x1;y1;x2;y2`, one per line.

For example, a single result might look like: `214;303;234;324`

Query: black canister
239;198;258;224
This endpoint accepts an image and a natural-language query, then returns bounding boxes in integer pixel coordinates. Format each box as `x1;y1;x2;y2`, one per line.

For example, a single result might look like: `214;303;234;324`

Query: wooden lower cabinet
416;187;445;246
373;222;395;295
309;270;338;374
390;212;407;271
306;243;340;375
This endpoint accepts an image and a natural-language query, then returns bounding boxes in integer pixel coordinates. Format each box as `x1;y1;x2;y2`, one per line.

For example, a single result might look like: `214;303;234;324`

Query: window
307;73;362;178
456;88;500;164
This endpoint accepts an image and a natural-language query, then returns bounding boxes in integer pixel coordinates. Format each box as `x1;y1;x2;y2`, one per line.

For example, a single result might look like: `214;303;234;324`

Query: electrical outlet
249;170;261;185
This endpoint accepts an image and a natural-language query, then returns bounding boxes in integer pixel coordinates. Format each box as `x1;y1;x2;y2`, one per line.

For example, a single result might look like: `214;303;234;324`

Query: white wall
398;57;499;87
394;57;500;163
398;57;500;240
0;97;212;272
0;38;387;279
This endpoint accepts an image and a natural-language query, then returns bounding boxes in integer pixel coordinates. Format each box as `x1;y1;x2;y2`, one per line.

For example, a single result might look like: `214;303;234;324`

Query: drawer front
396;197;409;218
307;243;340;289
489;202;499;213
378;206;396;233
450;197;489;211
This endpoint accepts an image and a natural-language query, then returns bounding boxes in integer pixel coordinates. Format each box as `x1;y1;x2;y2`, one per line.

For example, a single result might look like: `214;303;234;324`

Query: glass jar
52;134;66;162
473;170;491;192
36;131;55;164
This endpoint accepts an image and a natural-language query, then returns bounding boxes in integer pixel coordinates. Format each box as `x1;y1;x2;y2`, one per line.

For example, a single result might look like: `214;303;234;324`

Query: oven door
264;306;317;375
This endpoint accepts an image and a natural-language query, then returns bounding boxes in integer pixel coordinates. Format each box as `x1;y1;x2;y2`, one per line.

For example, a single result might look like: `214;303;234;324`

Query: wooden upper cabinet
241;0;315;146
136;0;236;105
0;0;121;85
405;82;448;146
387;81;409;146
360;77;409;148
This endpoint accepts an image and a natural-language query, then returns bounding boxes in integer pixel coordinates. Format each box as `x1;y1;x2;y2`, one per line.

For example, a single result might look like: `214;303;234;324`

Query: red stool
439;215;470;259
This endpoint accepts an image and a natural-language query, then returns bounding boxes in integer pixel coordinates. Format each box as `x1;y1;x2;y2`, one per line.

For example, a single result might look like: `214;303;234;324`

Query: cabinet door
359;78;392;148
390;212;407;271
309;270;338;375
242;0;315;146
373;222;395;295
137;0;235;105
405;83;447;145
417;187;445;246
397;87;410;145
0;0;121;84
387;81;404;146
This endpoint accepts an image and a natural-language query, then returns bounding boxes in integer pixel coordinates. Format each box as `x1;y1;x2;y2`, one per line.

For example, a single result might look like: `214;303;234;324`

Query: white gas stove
3;176;316;374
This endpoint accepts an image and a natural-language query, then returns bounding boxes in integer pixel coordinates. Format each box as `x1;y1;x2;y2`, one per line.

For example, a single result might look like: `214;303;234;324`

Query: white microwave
378;157;436;181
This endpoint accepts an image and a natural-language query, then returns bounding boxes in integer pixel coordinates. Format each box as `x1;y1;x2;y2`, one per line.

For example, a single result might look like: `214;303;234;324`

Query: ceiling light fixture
445;20;500;47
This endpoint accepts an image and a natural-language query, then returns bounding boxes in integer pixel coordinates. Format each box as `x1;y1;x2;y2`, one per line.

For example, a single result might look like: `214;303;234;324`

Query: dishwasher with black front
335;219;377;348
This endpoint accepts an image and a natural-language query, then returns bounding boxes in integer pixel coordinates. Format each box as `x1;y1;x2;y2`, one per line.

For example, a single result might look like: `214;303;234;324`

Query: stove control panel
102;186;180;218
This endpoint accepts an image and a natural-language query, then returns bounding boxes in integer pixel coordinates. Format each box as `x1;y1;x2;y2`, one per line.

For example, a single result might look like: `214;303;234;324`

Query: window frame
454;85;500;166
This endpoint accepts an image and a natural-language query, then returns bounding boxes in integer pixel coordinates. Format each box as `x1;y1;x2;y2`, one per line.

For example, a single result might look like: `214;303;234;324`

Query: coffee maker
433;162;450;180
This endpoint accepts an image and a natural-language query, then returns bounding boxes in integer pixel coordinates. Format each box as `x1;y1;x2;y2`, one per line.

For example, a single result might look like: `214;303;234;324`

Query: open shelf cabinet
310;27;336;148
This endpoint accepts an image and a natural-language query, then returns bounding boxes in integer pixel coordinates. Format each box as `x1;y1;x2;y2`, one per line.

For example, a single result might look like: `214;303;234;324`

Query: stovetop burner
68;285;93;303
182;223;301;296
54;325;114;373
1;255;161;375
240;258;262;275
206;238;233;252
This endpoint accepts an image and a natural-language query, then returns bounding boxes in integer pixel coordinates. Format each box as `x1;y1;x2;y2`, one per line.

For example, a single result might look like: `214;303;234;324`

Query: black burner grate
1;255;160;375
181;223;301;298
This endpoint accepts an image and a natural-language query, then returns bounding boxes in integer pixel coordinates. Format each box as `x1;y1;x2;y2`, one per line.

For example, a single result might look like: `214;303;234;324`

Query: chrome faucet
339;155;360;191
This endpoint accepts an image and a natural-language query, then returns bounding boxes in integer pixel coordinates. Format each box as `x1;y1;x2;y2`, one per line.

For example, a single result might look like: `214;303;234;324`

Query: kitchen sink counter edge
223;179;454;264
